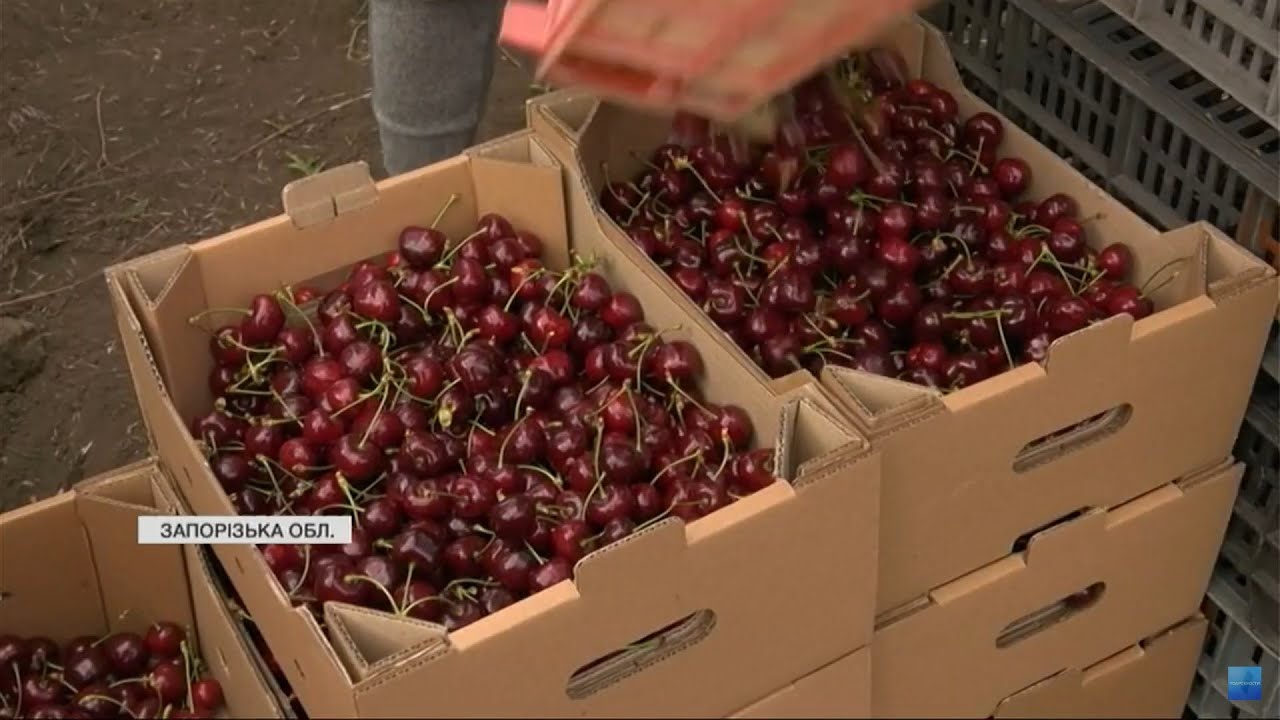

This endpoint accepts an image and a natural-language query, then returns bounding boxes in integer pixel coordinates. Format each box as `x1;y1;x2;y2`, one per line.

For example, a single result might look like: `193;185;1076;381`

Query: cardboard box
730;646;871;719
105;132;881;717
729;617;1205;719
0;459;285;718
522;18;1279;615
993;616;1206;719
873;461;1240;718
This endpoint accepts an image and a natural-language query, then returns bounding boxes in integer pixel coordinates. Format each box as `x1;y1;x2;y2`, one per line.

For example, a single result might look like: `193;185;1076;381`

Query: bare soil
0;0;533;509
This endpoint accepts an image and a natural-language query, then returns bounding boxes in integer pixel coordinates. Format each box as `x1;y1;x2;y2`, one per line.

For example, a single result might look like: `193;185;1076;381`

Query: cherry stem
525;542;546;564
275;288;323;355
335;475;364;528
505;268;546;312
288;545;312;597
583;429;606;520
1034;249;1077;293
651;450;701;485
347;574;400;611
518;464;563;488
436;228;486;268
1138;256;1190;297
187;307;251;327
623;191;652;227
674;158;722;203
994;313;1015;371
431;194;460;229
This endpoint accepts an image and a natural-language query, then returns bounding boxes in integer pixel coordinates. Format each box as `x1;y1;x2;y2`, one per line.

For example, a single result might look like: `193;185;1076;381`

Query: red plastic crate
501;0;929;120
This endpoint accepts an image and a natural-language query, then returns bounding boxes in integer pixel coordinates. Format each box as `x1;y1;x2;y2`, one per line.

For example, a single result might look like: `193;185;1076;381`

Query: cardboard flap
574;518;688;597
324;603;446;680
820;366;941;433
281;161;378;229
467;133;570;270
0;492;105;641
1041;314;1133;379
75;485;195;636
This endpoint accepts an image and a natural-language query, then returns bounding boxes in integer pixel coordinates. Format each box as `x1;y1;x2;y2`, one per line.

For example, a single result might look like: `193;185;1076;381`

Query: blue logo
1227;666;1263;702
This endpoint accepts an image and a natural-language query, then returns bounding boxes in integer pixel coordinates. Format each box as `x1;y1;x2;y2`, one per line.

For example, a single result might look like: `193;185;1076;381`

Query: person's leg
369;0;505;176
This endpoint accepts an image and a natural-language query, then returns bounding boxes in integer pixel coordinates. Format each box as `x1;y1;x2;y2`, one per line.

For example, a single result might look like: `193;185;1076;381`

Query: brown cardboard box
0;459;285;718
104;132;882;717
993;616;1207;719
873;461;1240;718
522;18;1279;616
730;646;871;719
729;616;1205;719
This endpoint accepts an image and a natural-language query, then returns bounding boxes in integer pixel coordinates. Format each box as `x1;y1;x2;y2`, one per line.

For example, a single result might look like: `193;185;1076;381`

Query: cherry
1044;296;1094;336
399;580;444;621
144;622;185;660
488;549;536;592
62;646;111;689
992;158;1031;198
877;279;923;327
944;352;991;389
1105;285;1153;319
963;112;1004;147
191;678;225;711
1046;230;1086;263
149;660;187;704
731;448;777;492
236;295;286;347
549;519;594;563
21;675;66;707
825;143;871;190
600;293;644;329
351;280;401;323
328;434;384;484
313;557;370;605
209;451;252;494
399;225;447;268
1034;193;1078;228
528;557;573;594
1095;242;1132;280
442;595;485;631
489;495;536;542
101;632;149;677
449;474;498;519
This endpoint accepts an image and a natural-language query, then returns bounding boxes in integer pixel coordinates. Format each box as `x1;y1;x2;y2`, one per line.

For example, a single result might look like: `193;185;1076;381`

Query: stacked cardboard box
0;460;288;718
519;15;1278;719
104;133;882;717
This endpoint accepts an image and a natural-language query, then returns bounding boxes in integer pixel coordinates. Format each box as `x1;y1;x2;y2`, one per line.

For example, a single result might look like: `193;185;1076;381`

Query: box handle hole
1013;404;1132;473
566;608;716;700
996;582;1105;649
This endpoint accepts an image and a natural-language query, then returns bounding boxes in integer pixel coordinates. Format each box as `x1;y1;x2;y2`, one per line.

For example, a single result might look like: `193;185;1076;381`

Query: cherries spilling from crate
600;48;1182;391
0;624;224;719
188;202;780;632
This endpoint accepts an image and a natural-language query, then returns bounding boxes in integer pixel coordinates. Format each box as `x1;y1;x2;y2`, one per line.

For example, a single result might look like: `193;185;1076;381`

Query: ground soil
0;0;533;510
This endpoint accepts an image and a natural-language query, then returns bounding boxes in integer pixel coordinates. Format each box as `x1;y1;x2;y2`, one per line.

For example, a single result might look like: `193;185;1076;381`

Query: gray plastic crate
922;0;1279;265
1186;569;1280;718
1090;0;1279;129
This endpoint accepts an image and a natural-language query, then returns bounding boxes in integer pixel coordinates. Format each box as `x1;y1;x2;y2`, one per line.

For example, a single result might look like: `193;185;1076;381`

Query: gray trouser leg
369;0;505;176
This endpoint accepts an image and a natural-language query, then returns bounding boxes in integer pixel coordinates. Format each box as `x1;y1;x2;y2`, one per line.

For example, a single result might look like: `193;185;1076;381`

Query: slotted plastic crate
1186;568;1280;719
1090;0;1279;129
499;0;928;121
922;0;1280;268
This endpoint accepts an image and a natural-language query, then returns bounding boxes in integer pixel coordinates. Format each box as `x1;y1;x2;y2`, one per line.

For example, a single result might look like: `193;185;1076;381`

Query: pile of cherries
188;204;779;632
0;625;225;719
601;48;1163;390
